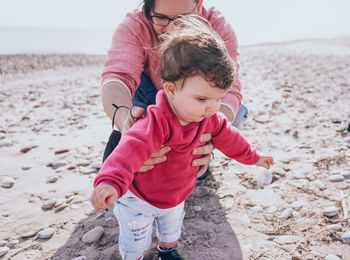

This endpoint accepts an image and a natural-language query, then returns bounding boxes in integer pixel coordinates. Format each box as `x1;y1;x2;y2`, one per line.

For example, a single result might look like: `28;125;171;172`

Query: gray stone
280;208;293;220
272;167;286;177
21;231;38;238
342;231;350;244
0;241;7;247
323;206;338;217
0;133;5;140
325;255;341;260
79;166;96;175
82;226;104;243
340;169;350;179
306;174;316;181
7;239;19;248
273;235;301;245
329;174;344;182
0;140;12;148
1;177;15;188
72;257;87;260
192;186;210;197
42;199;57;210
0;246;10;257
90;162;102;169
267;205;278;213
327;224;342;231
280;208;293;219
47;161;68;169
37;228;55;239
46;176;58;183
291;201;303;211
251;205;263;213
256;169;273;187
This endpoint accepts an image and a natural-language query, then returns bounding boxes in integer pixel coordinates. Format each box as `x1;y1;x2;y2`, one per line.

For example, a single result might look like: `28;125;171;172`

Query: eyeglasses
149;7;197;27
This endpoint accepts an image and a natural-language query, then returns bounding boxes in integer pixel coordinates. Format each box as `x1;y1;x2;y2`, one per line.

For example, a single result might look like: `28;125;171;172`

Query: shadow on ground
52;177;243;260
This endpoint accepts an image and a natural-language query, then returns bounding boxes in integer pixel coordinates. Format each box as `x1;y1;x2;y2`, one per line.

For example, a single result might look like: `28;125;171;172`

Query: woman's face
151;0;198;35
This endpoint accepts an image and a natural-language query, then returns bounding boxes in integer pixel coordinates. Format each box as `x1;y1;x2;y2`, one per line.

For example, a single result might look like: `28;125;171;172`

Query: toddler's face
166;75;229;126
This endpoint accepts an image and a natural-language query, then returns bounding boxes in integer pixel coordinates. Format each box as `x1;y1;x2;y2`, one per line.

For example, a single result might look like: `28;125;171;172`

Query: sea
1;0;349;55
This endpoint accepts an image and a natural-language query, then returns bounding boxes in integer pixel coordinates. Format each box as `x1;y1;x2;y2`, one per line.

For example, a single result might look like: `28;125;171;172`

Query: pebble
42;199;57;210
7;239;19;248
55;204;68;213
54;198;66;208
0;133;5;140
21;231;38;238
327;224;342;231
54;149;70;155
313;180;327;191
82;226;104;243
325;255;341;260
291;201;304;211
267;205;278;213
0;140;12;148
251;205;263;213
273;235;300;245
72;257;87;260
342;231;350;244
77;147;89;154
292;170;308;179
272;167;286;177
0;241;7;247
79;166;96;175
76;160;90;167
329;174;344;182
46;175;58;183
306;174;316;181
0;246;10;257
256;169;273;187
1;177;15;188
323;206;338;217
280;208;293;219
65;192;77;199
70;204;80;210
340;169;350;179
21;166;32;171
37;228;55;239
47;161;68;169
90;162;102;169
192;186;210;197
194;206;202;211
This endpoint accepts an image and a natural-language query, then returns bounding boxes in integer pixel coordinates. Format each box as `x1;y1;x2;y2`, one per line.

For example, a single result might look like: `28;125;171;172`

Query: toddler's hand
255;156;274;169
90;184;118;211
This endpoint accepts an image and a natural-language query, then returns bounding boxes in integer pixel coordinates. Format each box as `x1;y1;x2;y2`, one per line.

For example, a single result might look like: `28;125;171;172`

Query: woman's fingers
192;154;211;167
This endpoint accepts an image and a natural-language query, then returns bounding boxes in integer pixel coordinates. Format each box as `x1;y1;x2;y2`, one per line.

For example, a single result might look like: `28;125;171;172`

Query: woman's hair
143;0;200;19
159;15;236;90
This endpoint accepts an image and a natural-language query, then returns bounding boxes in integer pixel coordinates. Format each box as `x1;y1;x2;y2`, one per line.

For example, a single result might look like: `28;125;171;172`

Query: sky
0;0;350;52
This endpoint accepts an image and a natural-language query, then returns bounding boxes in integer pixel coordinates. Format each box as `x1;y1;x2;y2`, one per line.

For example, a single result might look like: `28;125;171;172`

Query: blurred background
0;0;349;54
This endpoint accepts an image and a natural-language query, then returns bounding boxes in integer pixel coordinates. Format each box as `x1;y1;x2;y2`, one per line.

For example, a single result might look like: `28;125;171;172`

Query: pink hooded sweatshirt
102;6;242;115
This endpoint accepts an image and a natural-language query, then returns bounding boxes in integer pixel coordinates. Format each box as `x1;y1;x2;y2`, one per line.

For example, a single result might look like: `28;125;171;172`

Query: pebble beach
0;38;349;259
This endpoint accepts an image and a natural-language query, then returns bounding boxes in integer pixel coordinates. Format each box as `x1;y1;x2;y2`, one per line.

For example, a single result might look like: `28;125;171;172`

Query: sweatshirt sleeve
102;12;152;96
93;108;168;198
207;7;242;115
210;114;260;165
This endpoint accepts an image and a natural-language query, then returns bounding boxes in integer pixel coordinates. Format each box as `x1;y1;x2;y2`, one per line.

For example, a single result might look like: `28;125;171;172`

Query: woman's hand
119;106;145;134
192;133;213;178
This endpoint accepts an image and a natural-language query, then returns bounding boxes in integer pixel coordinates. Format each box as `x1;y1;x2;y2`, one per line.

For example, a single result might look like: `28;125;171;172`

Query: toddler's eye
196;98;206;102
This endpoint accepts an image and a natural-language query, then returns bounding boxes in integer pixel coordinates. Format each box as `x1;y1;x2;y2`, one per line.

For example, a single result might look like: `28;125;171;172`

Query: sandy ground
0;38;349;260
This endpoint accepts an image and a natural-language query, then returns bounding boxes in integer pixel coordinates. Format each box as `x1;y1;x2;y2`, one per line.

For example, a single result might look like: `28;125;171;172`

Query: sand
0;38;349;260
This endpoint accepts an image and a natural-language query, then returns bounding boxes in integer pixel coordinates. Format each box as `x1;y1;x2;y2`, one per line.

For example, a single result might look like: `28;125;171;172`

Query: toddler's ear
163;82;176;99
